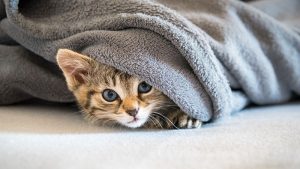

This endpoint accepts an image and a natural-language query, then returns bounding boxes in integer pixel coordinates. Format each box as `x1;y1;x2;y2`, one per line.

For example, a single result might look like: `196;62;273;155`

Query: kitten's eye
102;89;118;102
138;81;152;93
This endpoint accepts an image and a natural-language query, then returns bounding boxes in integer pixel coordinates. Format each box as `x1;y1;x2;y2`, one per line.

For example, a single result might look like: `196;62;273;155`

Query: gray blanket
0;0;299;122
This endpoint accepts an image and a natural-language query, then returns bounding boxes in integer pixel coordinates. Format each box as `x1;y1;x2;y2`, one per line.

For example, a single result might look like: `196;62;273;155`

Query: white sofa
1;101;300;169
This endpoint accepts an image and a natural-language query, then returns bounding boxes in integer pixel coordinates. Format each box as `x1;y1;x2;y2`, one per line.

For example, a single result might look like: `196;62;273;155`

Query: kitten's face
56;49;172;128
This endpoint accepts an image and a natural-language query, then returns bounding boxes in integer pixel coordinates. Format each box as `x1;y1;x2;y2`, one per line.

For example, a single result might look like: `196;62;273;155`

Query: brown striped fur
56;49;201;129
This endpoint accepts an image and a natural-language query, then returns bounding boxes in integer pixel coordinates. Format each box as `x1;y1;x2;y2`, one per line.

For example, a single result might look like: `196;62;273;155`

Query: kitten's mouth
119;112;149;128
128;117;139;124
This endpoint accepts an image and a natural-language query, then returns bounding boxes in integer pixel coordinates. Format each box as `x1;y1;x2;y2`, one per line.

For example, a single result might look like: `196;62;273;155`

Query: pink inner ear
73;70;87;84
65;65;88;84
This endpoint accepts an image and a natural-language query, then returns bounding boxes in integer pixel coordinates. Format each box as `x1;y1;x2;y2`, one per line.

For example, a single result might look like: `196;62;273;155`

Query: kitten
56;49;202;129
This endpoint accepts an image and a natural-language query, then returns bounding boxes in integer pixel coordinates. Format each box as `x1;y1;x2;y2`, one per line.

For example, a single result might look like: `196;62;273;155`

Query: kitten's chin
120;117;148;128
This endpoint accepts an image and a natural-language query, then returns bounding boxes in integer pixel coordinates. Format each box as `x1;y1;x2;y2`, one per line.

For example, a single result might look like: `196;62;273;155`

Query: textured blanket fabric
0;0;299;122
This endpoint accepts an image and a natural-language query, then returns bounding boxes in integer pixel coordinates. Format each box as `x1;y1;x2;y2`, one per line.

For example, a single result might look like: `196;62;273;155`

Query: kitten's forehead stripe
119;74;129;95
104;77;110;86
112;74;116;86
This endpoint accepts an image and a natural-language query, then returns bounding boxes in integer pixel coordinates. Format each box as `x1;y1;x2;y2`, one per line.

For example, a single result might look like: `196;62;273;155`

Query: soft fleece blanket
0;0;299;122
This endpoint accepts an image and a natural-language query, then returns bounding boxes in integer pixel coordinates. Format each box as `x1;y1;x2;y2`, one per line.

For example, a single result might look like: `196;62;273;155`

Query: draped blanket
0;0;299;121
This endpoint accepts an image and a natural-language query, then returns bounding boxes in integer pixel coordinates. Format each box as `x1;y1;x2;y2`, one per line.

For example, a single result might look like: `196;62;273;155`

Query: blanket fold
0;0;299;121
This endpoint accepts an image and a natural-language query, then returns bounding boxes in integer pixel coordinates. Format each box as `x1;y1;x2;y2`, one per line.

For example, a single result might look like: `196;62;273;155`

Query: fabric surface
0;102;300;169
0;0;300;122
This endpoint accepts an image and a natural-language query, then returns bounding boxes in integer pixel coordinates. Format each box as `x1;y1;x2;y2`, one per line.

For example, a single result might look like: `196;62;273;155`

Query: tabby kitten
56;49;201;129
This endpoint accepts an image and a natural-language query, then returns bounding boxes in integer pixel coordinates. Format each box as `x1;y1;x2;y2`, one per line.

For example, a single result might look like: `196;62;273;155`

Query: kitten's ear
56;49;92;89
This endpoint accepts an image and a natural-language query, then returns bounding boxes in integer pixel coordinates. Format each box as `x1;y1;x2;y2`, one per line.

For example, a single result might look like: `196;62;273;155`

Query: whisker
151;114;167;129
149;115;163;129
147;116;157;128
152;112;179;130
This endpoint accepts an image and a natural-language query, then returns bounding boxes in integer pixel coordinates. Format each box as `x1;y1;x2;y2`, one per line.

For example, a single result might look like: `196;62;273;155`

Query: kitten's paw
145;110;202;129
177;114;202;129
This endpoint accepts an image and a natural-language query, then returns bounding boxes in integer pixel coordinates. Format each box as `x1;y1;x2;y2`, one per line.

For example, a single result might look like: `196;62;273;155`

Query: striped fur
56;49;201;129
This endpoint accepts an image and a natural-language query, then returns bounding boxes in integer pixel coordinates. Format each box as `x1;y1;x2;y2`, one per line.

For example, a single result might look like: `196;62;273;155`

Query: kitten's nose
126;109;138;117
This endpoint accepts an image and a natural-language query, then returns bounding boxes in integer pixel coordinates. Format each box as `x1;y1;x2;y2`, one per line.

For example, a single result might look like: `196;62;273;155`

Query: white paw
178;114;202;129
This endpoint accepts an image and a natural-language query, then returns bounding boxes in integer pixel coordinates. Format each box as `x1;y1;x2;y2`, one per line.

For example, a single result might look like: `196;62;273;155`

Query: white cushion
0;102;300;169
